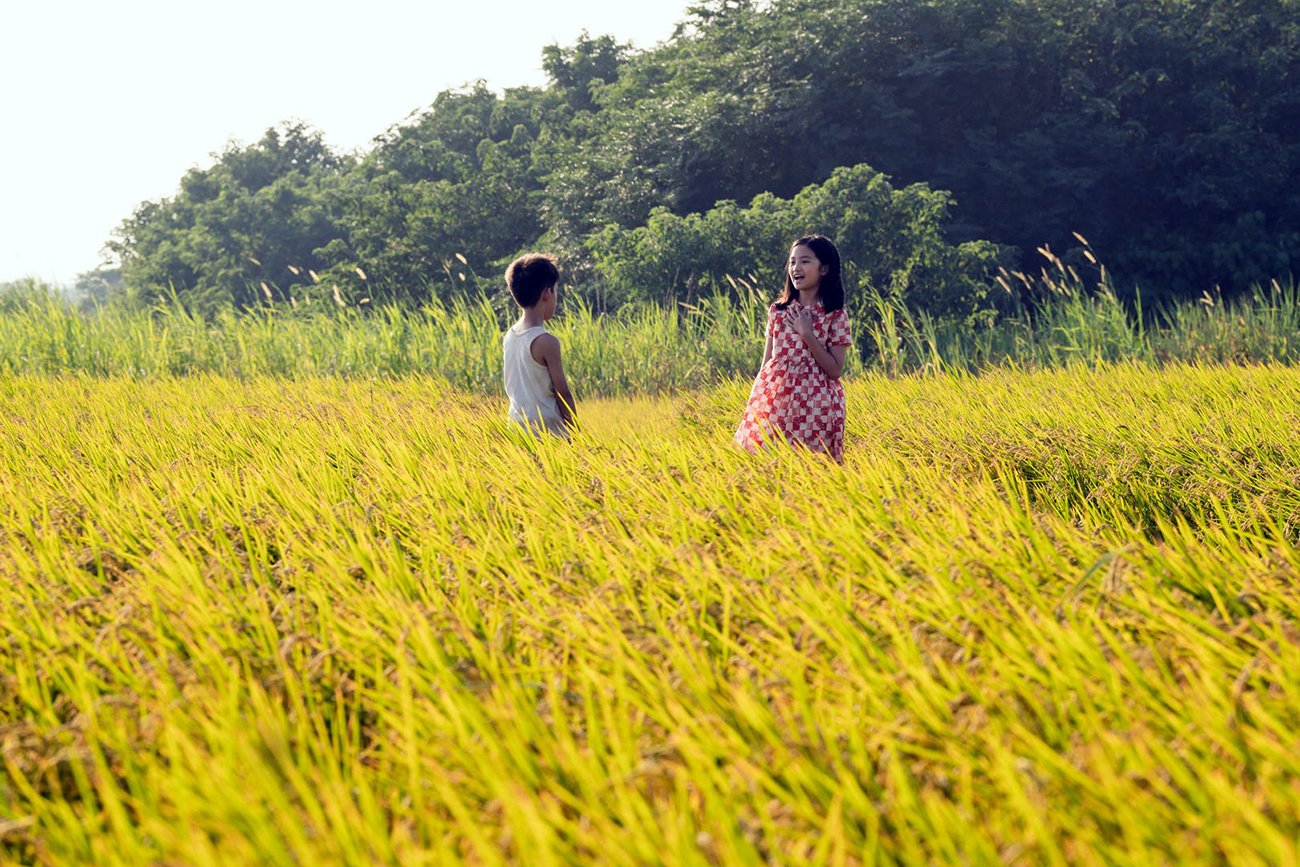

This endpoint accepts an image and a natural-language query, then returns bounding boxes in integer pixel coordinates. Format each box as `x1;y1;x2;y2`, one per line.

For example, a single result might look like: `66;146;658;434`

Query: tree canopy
109;0;1300;315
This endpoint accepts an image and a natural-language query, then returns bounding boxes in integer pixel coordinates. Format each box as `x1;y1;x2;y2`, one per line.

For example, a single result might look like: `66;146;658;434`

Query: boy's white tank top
503;324;565;435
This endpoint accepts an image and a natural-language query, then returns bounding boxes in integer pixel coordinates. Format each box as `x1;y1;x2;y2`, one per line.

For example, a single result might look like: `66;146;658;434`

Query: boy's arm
530;333;576;428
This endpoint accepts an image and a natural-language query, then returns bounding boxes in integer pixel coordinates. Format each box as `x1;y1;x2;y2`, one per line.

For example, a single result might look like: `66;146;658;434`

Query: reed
4;269;1300;387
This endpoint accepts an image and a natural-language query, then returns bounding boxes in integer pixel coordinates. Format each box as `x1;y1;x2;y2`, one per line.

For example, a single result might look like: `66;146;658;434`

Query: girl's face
788;244;828;294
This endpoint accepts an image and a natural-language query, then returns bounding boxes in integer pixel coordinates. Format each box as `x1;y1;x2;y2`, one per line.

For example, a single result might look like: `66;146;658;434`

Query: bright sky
0;0;693;286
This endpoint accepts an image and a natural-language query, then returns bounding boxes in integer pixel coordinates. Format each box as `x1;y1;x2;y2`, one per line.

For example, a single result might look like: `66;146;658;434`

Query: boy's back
503;323;566;436
501;253;575;437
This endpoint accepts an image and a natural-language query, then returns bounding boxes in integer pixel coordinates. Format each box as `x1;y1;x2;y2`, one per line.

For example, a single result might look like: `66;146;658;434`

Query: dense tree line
108;0;1299;316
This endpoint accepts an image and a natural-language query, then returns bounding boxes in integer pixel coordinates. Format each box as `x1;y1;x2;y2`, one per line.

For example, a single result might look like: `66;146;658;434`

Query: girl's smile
788;244;828;293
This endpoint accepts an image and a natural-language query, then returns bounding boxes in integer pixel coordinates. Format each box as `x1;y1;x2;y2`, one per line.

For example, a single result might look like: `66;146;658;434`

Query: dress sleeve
827;309;852;347
766;303;780;338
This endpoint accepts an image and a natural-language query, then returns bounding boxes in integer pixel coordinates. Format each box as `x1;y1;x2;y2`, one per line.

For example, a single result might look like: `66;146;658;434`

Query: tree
542;32;629;114
71;267;124;312
109;123;350;311
588;162;1012;323
550;0;1300;301
108;0;1300;313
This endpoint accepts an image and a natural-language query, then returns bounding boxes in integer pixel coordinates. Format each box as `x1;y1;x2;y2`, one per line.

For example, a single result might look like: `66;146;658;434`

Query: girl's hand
786;307;815;343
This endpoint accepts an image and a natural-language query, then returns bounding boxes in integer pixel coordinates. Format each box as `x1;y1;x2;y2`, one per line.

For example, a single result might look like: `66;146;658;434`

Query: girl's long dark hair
775;234;844;312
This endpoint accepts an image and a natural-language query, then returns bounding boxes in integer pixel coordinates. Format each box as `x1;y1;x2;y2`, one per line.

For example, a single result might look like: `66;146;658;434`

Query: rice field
2;365;1299;864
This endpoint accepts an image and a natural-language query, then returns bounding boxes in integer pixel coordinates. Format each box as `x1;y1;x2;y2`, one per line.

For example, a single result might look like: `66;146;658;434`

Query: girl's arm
808;343;847;379
531;333;576;428
748;326;775;390
788;309;847;379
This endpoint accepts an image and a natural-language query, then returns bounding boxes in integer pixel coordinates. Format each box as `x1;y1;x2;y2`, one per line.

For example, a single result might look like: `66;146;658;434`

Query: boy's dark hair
505;253;560;308
775;234;845;312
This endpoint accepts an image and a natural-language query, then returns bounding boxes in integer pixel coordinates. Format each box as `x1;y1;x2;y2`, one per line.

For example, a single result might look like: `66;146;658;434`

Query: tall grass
3;262;1300;388
2;366;1298;863
0;286;775;394
897;245;1300;372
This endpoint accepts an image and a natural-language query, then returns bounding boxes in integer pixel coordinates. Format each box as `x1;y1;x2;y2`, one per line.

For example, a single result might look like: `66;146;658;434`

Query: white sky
0;0;693;285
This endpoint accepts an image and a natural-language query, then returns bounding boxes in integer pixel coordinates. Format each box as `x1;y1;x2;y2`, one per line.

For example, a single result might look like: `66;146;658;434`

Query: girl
734;234;852;462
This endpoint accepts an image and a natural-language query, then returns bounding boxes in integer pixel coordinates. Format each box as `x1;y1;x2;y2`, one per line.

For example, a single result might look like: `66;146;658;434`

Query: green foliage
71;267;123;313
0;278;66;315
109;123;350;313
541;32;629;114
338;84;562;303
104;0;1300;314
108;89;568;311
558;0;1300;300
587;163;1012;329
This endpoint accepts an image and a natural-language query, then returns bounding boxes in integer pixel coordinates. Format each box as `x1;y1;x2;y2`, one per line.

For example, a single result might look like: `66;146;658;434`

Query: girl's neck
797;287;821;308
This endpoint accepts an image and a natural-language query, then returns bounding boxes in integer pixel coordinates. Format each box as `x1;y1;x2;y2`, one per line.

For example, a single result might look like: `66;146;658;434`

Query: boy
502;253;576;436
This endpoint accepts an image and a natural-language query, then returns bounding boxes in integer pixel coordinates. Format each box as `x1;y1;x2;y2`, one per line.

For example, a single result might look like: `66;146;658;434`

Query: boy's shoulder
531;330;561;351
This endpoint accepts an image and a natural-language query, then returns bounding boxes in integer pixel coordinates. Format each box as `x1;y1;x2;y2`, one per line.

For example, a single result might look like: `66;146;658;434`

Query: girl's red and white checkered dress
734;300;853;462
